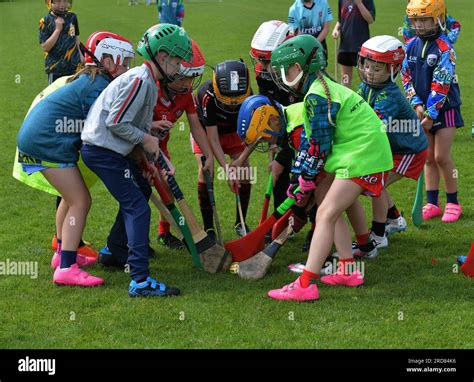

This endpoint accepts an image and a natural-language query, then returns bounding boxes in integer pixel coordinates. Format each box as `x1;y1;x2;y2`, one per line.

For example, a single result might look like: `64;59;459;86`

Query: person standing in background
158;0;184;26
332;0;375;88
288;0;333;58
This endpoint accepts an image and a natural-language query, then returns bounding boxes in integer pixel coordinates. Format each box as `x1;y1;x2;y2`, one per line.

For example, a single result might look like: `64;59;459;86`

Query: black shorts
429;107;464;135
337;51;358;67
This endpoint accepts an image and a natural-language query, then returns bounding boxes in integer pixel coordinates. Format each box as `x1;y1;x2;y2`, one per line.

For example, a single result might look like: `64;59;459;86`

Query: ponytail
316;70;335;127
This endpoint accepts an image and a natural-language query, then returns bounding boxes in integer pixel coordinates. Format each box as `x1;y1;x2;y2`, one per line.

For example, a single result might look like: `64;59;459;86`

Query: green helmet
270;35;326;95
137;23;193;63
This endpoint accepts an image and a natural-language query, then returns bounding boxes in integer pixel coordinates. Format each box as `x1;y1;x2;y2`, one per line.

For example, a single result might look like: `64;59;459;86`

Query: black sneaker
235;223;251;238
205;228;217;243
128;277;180;297
158;232;185;250
302;229;314;252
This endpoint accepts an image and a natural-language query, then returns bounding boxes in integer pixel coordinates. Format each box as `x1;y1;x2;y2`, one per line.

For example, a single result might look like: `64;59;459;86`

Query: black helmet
212;60;251;113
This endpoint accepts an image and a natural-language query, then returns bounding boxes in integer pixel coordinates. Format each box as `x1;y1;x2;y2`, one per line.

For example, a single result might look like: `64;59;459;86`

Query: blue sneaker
457;256;467;266
128;277;180;298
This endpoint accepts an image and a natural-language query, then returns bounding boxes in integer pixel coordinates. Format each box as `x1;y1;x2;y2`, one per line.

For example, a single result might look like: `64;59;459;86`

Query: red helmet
169;40;206;94
84;31;134;67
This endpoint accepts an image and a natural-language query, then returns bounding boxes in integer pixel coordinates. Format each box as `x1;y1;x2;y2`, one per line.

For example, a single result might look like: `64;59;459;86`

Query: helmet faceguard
212;60;251;114
168;40;205;95
407;0;446;39
45;0;72;17
237;95;285;152
357;35;405;89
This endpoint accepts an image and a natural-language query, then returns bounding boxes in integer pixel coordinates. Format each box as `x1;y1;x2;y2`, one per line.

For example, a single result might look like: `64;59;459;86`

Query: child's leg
434;127;458;198
195;152;214;232
42;167;91;267
425;132;440;205
346;198;370;239
305;178;364;274
340;65;353;88
371;190;389;235
55;198;68;241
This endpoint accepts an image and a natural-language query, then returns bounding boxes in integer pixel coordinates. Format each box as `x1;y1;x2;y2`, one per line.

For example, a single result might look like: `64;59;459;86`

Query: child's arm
424;45;456;121
288;3;299;35
401;48;424;118
354;0;375;25
446;14;461;44
332;21;341;39
40;16;64;52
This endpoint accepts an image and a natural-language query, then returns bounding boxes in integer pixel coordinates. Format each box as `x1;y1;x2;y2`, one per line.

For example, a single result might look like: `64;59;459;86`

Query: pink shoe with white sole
267;277;319;302
320;270;364;287
422;203;442;221
53;264;104;287
441;203;462;223
51;251;97;270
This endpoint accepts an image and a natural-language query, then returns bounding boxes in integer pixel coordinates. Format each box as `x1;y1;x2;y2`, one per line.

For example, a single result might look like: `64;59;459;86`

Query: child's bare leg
434;128;457;194
305;179;363;274
340;65;353;88
56;198;68;240
346;198;368;236
425;132;440;195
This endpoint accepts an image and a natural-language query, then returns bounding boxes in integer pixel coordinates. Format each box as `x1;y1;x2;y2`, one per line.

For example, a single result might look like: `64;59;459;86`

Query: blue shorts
429;107;464;135
17;151;75;175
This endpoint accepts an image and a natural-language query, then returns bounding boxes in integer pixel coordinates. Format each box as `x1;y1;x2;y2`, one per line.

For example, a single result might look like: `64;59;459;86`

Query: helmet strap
144;34;172;84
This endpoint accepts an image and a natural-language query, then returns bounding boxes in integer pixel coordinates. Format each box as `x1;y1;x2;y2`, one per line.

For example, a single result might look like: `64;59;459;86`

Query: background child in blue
402;0;464;223
288;0;333;57
158;0;184;26
40;0;85;84
17;31;134;287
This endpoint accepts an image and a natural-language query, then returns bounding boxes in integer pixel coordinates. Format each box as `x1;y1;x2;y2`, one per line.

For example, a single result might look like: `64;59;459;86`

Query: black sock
426;190;439;206
60;250;76;269
387;205;400;220
446;192;459;205
235;183;251;225
371;221;386;237
198;182;214;231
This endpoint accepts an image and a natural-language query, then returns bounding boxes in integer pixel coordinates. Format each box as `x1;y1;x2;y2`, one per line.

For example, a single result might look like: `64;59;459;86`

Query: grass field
0;0;473;349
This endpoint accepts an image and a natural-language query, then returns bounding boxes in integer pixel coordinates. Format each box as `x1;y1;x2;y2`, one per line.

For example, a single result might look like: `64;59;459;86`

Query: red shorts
191;132;244;156
159;134;171;160
392;150;427;180
351;171;389;197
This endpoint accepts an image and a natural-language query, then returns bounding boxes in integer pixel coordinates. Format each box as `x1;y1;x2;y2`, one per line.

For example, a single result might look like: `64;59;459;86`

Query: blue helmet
237;95;285;151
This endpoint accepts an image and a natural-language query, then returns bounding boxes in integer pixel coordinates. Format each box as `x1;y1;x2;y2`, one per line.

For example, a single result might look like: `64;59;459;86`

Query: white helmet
84;31;135;67
358;35;405;87
250;20;290;79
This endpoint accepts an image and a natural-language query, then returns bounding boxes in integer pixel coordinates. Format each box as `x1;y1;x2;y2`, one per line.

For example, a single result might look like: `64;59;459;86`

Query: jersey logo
427;54;438;67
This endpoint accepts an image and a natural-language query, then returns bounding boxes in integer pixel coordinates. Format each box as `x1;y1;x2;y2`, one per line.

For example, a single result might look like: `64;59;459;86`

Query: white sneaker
370;232;388;249
385;215;407;236
287;261;333;276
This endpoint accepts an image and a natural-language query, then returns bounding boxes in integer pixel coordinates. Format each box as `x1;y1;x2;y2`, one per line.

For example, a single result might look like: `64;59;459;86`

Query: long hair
316;69;336;127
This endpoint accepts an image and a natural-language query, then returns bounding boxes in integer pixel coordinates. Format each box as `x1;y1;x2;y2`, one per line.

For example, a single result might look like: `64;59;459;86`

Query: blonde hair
316;70;336;127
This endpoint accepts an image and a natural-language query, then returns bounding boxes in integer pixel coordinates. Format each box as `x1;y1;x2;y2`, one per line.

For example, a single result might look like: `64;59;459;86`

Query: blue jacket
17;74;110;164
158;0;184;26
358;82;428;155
401;34;461;120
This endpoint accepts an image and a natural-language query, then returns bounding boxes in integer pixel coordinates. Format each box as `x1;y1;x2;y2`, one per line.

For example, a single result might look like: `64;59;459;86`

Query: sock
198;182;214;231
387;205;400;220
426;190;439;206
356;232;370;246
57;239;62;255
446;192;459;205
60;250;76;269
338;258;355;275
300;269;319;288
371;221;386;238
159;221;171;235
235;183;252;225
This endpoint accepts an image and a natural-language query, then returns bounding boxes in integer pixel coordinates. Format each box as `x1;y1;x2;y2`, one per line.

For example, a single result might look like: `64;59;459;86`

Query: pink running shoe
267;277;319;302
320;270;364;287
442;203;462;223
53;264;104;287
51;251;97;270
422;203;442;221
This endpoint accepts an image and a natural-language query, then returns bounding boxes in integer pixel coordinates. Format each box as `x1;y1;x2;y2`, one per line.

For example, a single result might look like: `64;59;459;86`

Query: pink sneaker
267;277;319;302
51;251;97;270
441;203;462;223
53;264;104;287
320;270;364;287
422;203;442;221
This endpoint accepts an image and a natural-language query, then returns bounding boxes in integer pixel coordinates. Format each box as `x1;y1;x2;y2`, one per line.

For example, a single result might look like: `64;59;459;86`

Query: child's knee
434;152;452;168
316;204;339;225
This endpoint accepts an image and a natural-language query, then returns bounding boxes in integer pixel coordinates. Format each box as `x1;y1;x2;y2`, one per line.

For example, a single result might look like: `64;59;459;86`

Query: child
332;0;375;88
402;0;461;44
357;35;428;243
267;35;393;302
16;31;134;287
288;0;333;57
193;60;253;238
402;0;463;222
40;0;85;84
81;24;193;297
158;0;184;26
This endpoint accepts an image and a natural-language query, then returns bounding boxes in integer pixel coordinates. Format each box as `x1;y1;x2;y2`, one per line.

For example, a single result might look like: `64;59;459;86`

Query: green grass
0;0;473;349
